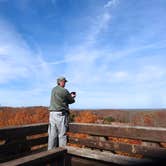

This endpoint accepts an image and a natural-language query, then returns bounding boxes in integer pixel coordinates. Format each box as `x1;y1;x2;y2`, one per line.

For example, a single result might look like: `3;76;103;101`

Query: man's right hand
71;92;76;98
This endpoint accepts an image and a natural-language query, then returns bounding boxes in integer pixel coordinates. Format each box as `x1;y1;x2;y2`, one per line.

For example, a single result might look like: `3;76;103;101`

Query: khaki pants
48;112;69;150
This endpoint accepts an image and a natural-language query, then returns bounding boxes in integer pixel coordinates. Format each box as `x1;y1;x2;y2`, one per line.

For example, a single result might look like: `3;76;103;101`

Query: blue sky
0;0;166;109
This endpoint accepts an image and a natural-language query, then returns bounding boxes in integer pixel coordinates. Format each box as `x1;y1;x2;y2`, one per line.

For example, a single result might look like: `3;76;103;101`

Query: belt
50;109;69;113
50;110;62;112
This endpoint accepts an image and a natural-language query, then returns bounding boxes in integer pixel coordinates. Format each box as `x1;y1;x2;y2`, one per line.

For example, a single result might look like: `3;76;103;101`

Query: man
48;76;76;150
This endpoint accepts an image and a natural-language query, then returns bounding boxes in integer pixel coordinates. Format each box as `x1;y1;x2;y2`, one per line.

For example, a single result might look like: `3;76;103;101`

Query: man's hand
71;92;76;98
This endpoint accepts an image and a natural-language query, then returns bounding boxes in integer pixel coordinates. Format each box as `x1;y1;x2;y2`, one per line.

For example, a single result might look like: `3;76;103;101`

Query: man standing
48;76;76;150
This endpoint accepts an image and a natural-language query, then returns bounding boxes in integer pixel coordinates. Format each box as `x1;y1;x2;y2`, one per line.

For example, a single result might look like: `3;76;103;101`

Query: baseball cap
57;76;68;83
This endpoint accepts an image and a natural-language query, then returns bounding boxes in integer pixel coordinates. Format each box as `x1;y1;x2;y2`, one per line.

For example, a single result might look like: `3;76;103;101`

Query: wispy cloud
45;0;118;70
0;19;54;106
135;65;166;84
84;0;120;46
0;19;51;84
85;12;111;45
51;0;118;86
104;0;119;8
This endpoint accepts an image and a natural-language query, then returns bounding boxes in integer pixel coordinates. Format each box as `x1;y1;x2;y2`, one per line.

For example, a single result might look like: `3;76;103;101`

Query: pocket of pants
48;123;51;134
64;115;69;130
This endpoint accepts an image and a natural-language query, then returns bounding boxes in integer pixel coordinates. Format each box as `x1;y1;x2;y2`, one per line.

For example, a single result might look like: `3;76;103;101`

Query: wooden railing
0;123;48;163
0;123;166;165
0;123;68;166
68;123;166;165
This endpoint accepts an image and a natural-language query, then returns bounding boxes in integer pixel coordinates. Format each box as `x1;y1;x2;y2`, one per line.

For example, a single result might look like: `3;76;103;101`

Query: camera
71;92;76;95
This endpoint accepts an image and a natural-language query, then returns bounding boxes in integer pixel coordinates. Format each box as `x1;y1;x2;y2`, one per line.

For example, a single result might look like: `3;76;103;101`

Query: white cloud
0;19;54;106
0;19;52;84
53;1;116;86
45;0;117;85
86;12;111;45
104;0;119;8
110;71;129;82
135;65;166;84
0;88;50;106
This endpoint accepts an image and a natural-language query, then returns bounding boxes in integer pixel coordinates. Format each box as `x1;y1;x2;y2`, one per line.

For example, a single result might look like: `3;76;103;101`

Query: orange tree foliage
74;111;98;123
0;107;49;127
0;108;99;127
0;108;99;128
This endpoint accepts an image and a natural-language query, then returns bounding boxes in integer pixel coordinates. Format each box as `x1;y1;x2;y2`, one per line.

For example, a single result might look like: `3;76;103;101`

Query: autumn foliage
0;107;49;127
74;111;98;123
0;107;100;127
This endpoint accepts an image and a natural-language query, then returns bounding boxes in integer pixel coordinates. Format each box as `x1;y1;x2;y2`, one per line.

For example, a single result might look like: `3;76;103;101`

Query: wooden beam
0;136;48;163
69;137;166;159
0;147;67;166
69;123;166;142
0;139;27;153
66;146;152;165
70;156;114;166
28;136;48;147
0;123;48;139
